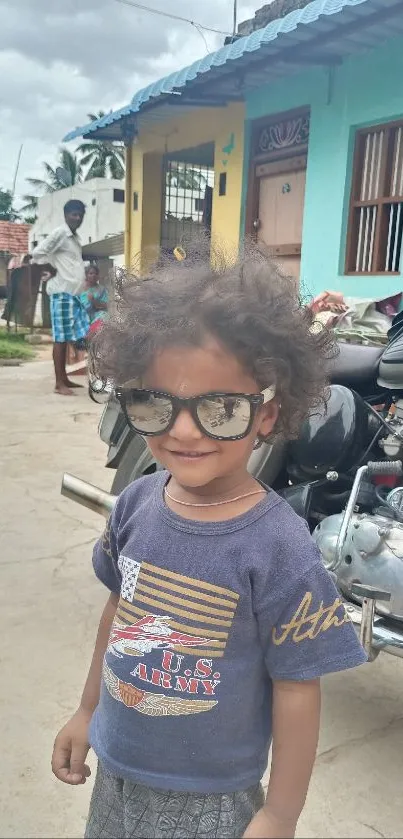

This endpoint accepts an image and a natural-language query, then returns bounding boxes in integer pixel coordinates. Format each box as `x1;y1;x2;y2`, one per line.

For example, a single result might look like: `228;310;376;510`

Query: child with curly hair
52;252;366;839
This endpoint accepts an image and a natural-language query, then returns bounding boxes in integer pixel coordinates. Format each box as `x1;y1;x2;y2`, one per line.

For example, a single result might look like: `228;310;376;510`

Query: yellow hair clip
173;246;186;262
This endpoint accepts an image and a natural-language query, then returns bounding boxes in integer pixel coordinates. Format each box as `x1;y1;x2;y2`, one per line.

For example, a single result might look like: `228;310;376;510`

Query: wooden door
256;156;307;281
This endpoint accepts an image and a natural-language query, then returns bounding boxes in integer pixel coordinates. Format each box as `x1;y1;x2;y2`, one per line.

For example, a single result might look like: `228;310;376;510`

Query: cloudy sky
0;0;255;202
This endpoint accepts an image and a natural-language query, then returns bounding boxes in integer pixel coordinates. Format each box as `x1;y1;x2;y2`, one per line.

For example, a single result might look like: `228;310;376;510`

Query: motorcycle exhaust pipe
61;473;116;518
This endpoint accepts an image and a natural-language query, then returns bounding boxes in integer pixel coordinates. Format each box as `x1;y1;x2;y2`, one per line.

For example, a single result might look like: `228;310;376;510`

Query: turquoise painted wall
243;35;403;300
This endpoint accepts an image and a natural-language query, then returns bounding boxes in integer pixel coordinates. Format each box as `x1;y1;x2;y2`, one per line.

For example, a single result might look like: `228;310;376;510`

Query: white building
30;179;125;277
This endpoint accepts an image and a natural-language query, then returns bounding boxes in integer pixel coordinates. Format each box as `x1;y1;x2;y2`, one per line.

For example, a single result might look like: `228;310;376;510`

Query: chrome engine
378;399;403;459
314;510;403;622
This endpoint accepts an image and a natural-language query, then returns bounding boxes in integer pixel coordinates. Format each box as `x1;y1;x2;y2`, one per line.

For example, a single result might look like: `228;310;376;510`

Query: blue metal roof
64;0;403;142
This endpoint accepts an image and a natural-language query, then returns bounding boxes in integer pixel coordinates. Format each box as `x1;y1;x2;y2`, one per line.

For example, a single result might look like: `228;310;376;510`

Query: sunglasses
115;386;276;441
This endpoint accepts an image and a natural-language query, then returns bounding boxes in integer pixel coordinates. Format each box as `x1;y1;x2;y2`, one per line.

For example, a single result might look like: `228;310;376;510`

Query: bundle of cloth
309;290;402;345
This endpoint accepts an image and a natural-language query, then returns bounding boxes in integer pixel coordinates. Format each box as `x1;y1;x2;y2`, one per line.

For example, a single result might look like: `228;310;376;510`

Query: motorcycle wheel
111;435;158;495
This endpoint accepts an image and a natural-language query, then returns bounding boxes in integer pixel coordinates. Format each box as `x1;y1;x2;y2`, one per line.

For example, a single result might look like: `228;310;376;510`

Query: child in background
52;252;366;839
81;264;109;335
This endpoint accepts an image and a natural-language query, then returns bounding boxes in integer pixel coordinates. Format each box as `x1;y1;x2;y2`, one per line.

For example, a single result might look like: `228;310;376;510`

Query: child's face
142;338;278;488
86;267;99;287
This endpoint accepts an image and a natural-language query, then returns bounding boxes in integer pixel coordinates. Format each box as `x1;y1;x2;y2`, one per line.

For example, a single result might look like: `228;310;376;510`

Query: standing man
32;199;89;395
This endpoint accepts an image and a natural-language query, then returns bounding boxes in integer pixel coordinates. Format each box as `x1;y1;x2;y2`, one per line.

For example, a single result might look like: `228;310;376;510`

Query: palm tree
167;163;207;191
27;147;83;194
19;194;38;224
77;111;125;180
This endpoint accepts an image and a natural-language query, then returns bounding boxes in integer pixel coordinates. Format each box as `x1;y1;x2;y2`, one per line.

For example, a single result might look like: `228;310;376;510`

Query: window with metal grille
161;160;214;251
346;122;403;275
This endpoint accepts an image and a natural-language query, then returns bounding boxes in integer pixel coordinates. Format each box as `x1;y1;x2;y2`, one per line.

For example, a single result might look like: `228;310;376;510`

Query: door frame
245;106;310;239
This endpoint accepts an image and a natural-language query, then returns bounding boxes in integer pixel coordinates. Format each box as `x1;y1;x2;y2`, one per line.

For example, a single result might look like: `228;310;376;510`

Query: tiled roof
0;221;31;256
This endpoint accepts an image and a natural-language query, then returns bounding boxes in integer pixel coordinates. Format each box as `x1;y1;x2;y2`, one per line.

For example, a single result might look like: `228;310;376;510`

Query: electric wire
112;0;231;36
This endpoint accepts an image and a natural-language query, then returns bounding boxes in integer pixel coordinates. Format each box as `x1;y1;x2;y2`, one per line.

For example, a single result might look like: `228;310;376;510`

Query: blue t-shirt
90;472;366;793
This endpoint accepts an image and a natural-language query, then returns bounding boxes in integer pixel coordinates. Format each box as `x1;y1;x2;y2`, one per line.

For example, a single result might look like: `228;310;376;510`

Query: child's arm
52;592;118;786
243;679;320;839
251;537;366;837
92;299;108;311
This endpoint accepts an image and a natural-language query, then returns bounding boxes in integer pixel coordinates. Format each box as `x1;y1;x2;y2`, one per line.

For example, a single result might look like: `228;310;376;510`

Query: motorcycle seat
328;342;383;386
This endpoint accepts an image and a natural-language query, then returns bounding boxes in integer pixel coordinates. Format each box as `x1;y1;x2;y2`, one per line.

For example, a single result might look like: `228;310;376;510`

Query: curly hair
91;249;336;439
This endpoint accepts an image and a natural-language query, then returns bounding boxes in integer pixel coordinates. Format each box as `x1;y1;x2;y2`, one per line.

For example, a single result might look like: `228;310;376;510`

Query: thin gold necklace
164;487;266;508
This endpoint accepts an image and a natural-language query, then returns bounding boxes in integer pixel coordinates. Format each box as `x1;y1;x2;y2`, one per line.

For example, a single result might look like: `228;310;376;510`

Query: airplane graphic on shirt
108;614;214;658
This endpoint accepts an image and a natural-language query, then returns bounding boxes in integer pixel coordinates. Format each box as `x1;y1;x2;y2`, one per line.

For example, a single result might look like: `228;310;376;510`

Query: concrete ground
1;360;402;839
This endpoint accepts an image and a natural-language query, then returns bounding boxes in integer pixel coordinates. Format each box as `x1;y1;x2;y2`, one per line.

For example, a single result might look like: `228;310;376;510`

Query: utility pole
11;144;23;200
233;0;237;35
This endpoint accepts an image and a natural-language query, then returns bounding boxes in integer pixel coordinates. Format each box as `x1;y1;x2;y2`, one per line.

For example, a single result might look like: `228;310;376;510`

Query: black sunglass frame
115;388;265;441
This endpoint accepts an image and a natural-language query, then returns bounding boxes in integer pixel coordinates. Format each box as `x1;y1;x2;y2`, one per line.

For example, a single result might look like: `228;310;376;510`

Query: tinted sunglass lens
197;396;251;438
125;392;173;434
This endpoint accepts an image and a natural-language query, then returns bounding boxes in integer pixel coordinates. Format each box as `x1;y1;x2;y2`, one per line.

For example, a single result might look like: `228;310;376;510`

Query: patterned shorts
50;292;89;344
84;762;264;839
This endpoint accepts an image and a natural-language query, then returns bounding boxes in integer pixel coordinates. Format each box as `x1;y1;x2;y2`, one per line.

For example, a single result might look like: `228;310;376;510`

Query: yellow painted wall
127;145;143;268
212;106;244;263
124;146;130;265
127;102;245;269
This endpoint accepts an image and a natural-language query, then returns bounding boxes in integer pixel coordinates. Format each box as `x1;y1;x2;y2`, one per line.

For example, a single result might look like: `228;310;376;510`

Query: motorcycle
62;311;403;664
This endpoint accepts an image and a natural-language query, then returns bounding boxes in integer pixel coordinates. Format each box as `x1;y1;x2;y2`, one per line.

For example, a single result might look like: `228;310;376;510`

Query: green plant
19;194;38;224
77;111;125;180
27;148;83;194
0;328;35;360
0;188;19;221
166;163;206;190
